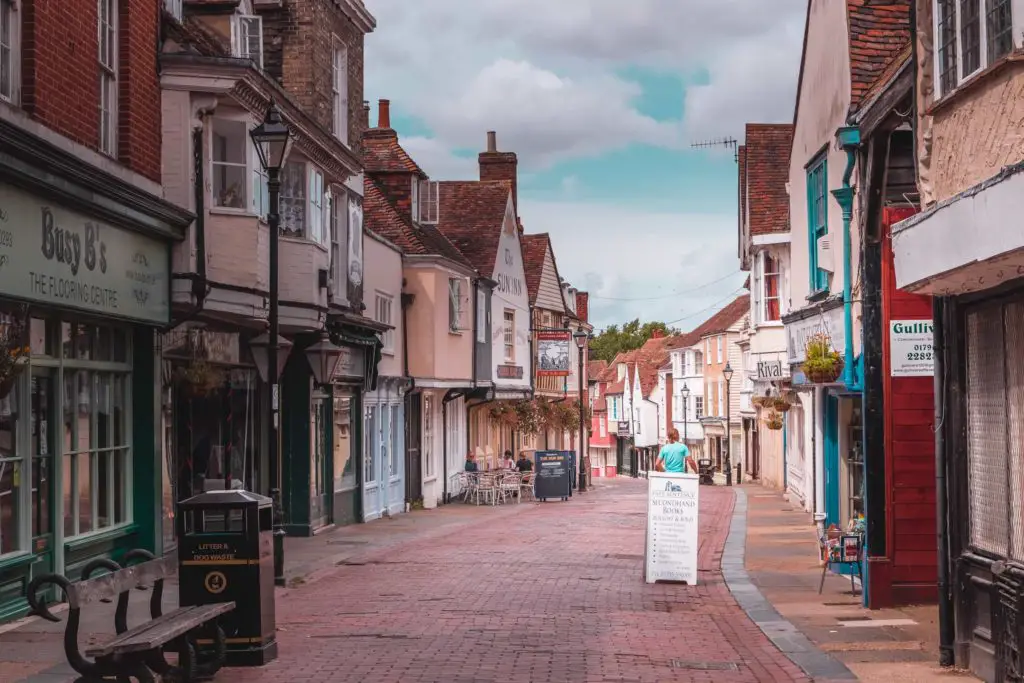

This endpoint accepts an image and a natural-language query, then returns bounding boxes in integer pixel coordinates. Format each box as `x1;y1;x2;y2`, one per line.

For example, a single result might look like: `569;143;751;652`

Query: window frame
717;336;723;364
934;0;1015;99
0;0;20;104
806;153;828;294
475;288;486;344
503;308;515;362
231;13;263;69
210;116;254;212
694;395;704;419
763;251;782;322
718;379;725;417
97;0;117;157
448;278;463;334
410;177;420;223
422;396;433;479
331;40;348;143
164;0;183;20
375;291;395;354
418;179;440;224
330;185;349;302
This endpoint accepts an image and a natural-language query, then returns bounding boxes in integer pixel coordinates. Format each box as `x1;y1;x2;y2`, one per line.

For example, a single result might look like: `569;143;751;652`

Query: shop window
0;380;20;556
363;405;376;484
333;396;355;493
390;404;400;478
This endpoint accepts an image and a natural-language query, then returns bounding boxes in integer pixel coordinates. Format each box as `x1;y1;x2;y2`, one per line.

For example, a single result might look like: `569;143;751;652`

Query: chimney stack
362;101;370;131
478;130;518;216
378;99;391;129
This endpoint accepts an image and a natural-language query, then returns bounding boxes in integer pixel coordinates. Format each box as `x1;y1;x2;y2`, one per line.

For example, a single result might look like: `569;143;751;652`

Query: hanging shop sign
785;306;844;365
0;184;170;324
889;320;934;377
645;472;700;585
536;331;571;377
332;345;366;380
617;420;631;437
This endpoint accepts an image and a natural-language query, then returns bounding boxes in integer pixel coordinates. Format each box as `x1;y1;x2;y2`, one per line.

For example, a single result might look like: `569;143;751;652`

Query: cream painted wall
363;235;403;378
490;197;531;390
788;0;863;357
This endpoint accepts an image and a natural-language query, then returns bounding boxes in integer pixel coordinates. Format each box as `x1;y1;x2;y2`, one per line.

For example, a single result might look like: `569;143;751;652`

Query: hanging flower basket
751;395;770;408
513;400;540;435
488;402;518;427
0;308;29;399
175;360;224;397
801;332;843;384
535;398;558;431
557;401;581;433
764;409;784;430
772;397;792;412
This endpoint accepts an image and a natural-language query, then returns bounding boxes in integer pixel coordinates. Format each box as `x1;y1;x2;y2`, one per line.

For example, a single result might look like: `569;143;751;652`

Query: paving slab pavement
1;478;818;682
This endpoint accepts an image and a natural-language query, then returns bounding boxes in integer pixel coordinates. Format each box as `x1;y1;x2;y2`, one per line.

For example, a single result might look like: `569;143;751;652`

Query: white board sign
889;320;934;377
644;472;700;585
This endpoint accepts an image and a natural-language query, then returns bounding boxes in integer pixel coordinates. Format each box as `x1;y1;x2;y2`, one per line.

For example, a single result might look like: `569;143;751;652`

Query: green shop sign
0;184;170;324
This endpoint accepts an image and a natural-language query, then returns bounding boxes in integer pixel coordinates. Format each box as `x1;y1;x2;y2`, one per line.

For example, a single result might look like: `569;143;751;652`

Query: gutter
832;126;862;390
401;287;415;392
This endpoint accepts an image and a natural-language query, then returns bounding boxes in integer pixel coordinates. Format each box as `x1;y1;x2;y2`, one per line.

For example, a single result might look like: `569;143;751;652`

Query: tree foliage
588;319;677;362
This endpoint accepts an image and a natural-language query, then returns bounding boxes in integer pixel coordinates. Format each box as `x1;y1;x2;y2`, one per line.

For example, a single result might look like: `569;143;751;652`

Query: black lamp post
573;328;589;493
681;382;690;444
723;361;734;486
250;101;292;587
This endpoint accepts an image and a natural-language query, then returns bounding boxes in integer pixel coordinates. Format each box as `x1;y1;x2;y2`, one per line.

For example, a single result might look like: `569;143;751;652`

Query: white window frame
599;418;606;438
309;168;326;245
231;13;263;69
763;251;782;323
375;291;394;354
419;179;439;224
705;340;711;365
448;278;463;334
717;336;723;364
934;0;1016;98
423;396;433;479
475;288;486;343
330;185;349;301
331;41;348;143
695;395;704;419
210;115;254;212
410;177;420;223
718;378;725;417
164;0;183;20
503;309;515;361
0;0;20;104
97;0;117;157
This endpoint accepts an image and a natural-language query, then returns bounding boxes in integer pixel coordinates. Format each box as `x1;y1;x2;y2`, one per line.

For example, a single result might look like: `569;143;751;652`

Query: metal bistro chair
474;472;499;506
519;471;536;502
498;471;522;504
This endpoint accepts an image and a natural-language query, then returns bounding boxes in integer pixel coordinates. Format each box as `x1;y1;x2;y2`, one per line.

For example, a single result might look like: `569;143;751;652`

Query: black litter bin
177;489;277;666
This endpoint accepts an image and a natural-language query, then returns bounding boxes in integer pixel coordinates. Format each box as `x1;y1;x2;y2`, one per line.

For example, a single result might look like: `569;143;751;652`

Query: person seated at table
464;452;478;472
502;450;516;469
516;452;533;472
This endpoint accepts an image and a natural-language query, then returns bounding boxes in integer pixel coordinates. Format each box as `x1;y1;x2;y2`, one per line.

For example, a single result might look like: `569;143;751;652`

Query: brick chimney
575;291;589;322
478;131;518;215
377;99;391;129
362;101;370;131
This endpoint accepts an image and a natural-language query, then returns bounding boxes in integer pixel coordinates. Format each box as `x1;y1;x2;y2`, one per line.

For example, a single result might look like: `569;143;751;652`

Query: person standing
655;428;690;474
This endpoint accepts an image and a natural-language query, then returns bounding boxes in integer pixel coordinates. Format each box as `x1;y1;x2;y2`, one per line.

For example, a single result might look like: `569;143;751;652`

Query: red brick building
0;0;193;620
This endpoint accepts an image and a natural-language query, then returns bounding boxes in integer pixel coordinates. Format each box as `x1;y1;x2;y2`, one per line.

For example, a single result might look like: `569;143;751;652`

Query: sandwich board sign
534;451;571;501
644;472;700;585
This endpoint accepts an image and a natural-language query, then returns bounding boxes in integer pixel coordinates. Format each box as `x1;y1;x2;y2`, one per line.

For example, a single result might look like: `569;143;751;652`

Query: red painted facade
872;206;938;606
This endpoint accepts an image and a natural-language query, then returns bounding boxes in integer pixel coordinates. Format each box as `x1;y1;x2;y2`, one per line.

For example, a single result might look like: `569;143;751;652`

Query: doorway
405;393;422;505
309;392;330;531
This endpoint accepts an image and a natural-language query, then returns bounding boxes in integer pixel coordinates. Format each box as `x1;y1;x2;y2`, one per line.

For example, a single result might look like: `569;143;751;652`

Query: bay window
309;169;325;245
212;118;250;210
935;0;1013;97
764;252;781;322
276;161;330;244
375;292;394;353
330;186;349;300
448;278;463;333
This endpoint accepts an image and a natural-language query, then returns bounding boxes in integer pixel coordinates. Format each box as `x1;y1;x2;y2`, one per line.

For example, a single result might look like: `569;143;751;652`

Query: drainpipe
171;124;211;323
401;287;415;392
832;126;861;390
934;297;955;667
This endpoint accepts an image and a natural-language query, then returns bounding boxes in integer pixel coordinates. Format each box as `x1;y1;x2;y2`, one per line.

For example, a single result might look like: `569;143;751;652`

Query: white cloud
399;136;477;180
519;200;747;328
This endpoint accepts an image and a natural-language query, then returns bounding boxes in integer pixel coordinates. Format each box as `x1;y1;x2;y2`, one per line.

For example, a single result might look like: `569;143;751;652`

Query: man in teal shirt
656;428;689;473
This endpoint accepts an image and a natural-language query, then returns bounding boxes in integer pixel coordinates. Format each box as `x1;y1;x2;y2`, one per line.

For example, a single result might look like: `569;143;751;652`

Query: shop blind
965;307;1010;557
1005;302;1024;562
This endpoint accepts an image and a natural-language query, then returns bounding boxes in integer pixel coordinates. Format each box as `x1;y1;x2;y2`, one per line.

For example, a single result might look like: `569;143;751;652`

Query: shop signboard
784;305;844;365
644;472;700;585
534;450;571;501
0;184;170;324
889;320;934;377
536;331;571;376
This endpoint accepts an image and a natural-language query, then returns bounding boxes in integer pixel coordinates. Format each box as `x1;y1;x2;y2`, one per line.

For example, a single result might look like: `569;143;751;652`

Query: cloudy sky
363;0;806;331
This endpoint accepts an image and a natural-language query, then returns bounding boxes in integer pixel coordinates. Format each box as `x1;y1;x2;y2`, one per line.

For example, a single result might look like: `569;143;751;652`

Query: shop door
404;394;421;505
309;396;330;531
362;404;383;521
824;394;841;528
29;369;55;581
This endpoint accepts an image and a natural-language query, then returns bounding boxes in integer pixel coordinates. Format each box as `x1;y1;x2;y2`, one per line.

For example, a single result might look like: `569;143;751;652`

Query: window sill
280;234;329;253
64;523;138;553
423;475;438;485
209;206;258;218
0;551;37;573
928;52;1024;117
382;349;395;357
449;330;463;336
806;289;830;304
755;321;784;329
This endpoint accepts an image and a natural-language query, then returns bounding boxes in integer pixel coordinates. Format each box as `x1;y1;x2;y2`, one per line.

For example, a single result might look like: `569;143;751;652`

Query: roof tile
435;181;513;276
846;1;912;110
362;128;427;176
521;234;549;305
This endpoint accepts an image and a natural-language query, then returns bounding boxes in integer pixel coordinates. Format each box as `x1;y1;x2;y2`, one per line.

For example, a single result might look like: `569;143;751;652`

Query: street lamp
723;361;734;486
304;333;346;386
573;328;589;493
681;382;690;445
251;101;292;587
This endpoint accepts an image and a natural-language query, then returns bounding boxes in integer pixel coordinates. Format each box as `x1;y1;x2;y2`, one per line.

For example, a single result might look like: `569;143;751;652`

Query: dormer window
231;10;263;69
418;179;439;224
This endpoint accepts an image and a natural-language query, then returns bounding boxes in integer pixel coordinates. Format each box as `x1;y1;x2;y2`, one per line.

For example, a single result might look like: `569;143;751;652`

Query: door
362;403;383;520
752;427;760;480
386;403;404;516
404;394;421;505
29;369;55;577
309;395;330;531
824;394;841;528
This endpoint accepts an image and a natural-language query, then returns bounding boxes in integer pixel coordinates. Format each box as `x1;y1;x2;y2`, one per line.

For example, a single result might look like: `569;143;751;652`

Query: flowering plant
0;308;29;397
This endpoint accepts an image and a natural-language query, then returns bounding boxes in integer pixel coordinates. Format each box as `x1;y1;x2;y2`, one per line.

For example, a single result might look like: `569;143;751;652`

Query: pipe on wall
933;297;955;667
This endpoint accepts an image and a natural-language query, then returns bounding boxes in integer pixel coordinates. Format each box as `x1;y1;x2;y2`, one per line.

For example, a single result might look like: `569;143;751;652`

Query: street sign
644;472;700;585
534;451;571;501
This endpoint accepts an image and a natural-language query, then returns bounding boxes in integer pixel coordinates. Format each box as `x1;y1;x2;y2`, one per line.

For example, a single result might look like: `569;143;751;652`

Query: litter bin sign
177;489;277;666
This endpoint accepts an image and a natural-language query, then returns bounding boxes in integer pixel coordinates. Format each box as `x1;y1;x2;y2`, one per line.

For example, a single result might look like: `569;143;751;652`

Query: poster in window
536;331;571;376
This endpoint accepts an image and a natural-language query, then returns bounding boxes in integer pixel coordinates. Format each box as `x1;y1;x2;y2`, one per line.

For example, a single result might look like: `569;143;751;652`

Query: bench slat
70;556;178;608
84;603;235;657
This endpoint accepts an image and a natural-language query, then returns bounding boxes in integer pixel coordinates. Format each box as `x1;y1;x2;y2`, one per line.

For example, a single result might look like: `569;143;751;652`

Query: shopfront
0;151;189;621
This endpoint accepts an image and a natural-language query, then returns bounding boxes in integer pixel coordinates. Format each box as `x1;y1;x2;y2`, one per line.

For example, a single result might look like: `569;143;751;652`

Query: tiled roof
435;181;513;276
362;128;427;176
859;41;912;108
846;0;912;110
588;360;609;382
743;124;794;235
363;179;473;267
690;295;750;339
521;234;549;305
738;145;747;232
606;380;625;395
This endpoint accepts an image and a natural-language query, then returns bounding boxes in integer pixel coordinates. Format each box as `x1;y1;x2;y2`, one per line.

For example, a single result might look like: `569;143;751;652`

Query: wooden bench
25;549;235;683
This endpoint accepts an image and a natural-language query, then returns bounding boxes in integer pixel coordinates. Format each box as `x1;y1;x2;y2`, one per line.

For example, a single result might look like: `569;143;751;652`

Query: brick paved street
213;479;807;683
